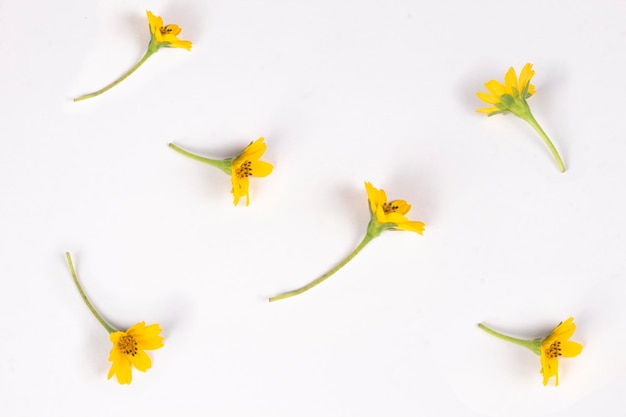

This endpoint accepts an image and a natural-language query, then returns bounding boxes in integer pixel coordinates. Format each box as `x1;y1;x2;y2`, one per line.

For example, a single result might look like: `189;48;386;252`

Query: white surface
1;0;625;416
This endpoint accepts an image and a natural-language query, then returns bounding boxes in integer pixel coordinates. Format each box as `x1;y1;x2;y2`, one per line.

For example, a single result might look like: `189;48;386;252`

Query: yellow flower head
231;137;274;206
146;10;192;51
539;317;583;386
364;182;425;234
108;321;164;385
476;63;536;116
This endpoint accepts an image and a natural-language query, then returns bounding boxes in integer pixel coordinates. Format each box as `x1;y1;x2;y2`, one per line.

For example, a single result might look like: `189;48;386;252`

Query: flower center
546;340;562;358
382;202;400;214
160;25;176;35
236;161;253;179
117;334;138;357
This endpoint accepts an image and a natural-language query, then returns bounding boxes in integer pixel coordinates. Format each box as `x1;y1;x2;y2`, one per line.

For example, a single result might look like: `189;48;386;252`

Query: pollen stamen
236;160;253;179
546;340;562;358
161;25;175;34
117;334;139;357
382;202;400;214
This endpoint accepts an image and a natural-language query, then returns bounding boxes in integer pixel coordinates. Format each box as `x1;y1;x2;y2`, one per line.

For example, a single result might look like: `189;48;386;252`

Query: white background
1;0;625;416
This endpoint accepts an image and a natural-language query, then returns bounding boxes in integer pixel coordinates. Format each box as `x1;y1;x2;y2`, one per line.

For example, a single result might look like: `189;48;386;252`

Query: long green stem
269;234;375;302
73;49;155;102
65;252;116;334
478;323;540;355
168;143;232;175
522;111;566;173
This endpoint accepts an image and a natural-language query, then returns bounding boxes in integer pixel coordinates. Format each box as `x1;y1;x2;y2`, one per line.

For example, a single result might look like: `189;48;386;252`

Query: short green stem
168;143;232;175
269;233;376;302
65;252;116;334
478;323;541;355
522;111;566;173
73;48;155;102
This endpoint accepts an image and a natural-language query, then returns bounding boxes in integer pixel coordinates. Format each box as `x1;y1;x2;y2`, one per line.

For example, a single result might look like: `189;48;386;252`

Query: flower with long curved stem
74;10;191;102
269;182;425;302
65;252;164;384
478;317;583;386
476;63;566;172
169;137;273;206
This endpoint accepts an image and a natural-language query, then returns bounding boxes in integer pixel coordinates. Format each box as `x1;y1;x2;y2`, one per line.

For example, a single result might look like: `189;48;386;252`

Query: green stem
522;111;566;173
168;143;232;175
478;323;540;355
65;252;116;334
269;234;376;302
73;48;155;102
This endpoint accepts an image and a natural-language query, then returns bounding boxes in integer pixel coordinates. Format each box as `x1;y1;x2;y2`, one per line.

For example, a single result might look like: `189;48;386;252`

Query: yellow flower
479;317;583;386
146;10;192;51
269;182;425;302
169;137;273;206
364;181;425;234
475;63;566;172
540;317;583;386
74;11;191;101
476;63;536;116
108;321;164;385
65;253;165;385
231;137;274;206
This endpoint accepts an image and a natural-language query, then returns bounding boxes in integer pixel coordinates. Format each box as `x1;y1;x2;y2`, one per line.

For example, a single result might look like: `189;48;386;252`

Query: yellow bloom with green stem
269;182;425;302
74;10;191;102
476;63;566;172
478;317;583;386
169;137;273;206
65;253;164;384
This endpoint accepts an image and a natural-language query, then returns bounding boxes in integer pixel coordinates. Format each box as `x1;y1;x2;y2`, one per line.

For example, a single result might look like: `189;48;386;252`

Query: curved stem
269;234;375;302
65;252;116;334
478;323;540;355
168;143;232;175
73;49;155;102
522;111;566;173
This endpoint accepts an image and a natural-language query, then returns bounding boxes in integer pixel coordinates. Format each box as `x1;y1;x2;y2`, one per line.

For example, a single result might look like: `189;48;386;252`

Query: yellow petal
504;67;517;94
109;331;124;345
129;323;164;351
146;11;163;38
550;317;576;340
126;321;146;333
130;349;153;372
540;355;559;386
375;205;388;224
237;138;267;162
485;80;506;96
231;175;249;206
518;63;535;92
396;220;426;234
108;348;133;384
560;341;583;357
476;106;499;115
476;92;501;105
247;137;267;151
364;182;382;213
378;188;389;206
249;161;273;177
165;38;193;51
